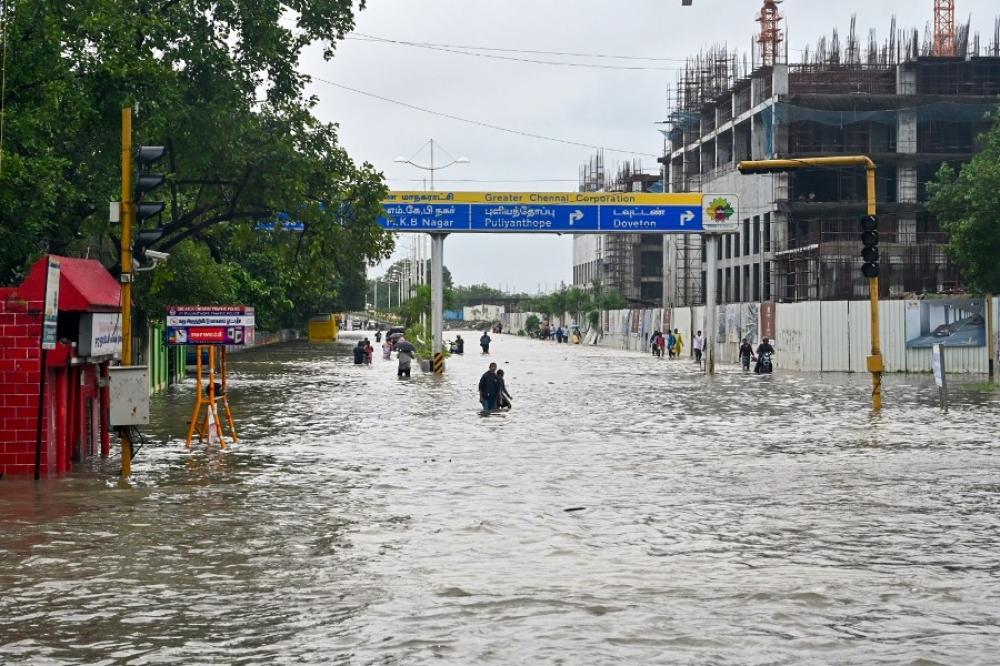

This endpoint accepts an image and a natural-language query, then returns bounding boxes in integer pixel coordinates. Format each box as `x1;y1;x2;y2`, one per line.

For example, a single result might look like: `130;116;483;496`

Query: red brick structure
0;256;121;477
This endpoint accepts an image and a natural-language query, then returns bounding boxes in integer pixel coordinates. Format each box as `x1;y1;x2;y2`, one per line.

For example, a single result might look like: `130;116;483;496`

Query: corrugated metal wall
506;296;998;374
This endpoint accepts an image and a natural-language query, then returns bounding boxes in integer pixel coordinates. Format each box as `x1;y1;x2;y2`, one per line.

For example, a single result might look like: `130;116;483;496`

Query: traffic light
135;228;164;260
136;145;166;223
861;214;879;278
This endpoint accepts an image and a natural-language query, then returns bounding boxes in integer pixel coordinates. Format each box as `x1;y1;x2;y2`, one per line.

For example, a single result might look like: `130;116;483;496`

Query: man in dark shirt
754;337;775;374
352;340;366;364
480;331;492;354
479;362;499;410
739;338;755;371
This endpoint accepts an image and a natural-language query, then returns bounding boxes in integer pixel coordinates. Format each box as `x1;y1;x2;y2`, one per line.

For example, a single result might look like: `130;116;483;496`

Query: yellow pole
988;295;995;380
738;155;884;411
120;106;134;475
865;164;884;411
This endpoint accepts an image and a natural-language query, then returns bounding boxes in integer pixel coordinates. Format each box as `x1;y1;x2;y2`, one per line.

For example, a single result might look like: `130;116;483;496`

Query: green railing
148;323;185;394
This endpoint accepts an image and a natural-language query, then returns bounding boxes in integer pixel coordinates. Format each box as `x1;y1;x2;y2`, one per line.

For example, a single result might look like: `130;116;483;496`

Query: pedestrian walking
650;331;661;357
382;339;392;360
657;331;667;358
352;340;366;364
666;330;677;358
395;336;415;378
672;328;685;358
739;337;755;372
496;369;513;409
480;331;492;354
364;338;374;365
479;362;500;410
692;330;704;364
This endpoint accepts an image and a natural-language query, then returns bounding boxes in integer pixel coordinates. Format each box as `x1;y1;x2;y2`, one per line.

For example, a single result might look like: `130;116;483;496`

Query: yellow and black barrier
433;352;445;375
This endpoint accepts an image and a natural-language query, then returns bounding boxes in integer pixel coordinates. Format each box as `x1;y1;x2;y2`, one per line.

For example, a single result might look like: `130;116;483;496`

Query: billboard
166;305;255;346
905;298;985;349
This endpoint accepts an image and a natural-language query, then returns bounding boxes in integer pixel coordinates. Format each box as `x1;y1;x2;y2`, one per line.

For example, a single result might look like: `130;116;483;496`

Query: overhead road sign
378;192;738;234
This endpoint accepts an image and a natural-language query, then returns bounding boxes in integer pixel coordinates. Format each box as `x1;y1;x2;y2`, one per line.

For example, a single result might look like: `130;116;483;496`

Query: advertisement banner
42;257;61;350
165;305;255;346
905;298;985;348
761;302;776;341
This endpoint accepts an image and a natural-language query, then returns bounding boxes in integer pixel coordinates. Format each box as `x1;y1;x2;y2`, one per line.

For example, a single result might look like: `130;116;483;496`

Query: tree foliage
0;0;391;327
927;110;1000;294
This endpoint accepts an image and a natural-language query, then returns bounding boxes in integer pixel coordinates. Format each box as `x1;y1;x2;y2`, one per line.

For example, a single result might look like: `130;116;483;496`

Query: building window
701;238;707;263
753;218;761;254
701;270;707;306
763;213;771;252
717;239;723;261
733;267;741;302
717;268;723;303
725;235;732;259
764;261;771;300
743;219;751;255
753;263;761;301
743;265;750;301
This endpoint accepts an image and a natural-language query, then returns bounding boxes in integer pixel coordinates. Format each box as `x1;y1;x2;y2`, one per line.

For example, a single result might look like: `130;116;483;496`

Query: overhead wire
346;34;684;71
314;77;660;158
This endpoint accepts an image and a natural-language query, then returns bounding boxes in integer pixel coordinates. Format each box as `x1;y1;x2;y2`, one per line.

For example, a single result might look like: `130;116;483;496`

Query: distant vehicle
351;319;363;330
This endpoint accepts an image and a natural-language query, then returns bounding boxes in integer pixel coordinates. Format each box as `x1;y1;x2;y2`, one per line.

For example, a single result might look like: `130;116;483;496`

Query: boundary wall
503;298;1000;374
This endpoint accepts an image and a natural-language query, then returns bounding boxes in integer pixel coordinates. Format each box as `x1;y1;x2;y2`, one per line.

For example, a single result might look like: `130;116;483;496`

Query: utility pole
119;106;134;476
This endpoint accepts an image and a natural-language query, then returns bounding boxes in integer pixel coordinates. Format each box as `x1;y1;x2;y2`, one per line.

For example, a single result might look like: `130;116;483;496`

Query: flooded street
3;333;1000;664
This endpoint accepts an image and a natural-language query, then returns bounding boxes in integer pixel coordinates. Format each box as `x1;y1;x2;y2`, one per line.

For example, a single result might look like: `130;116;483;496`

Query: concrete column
705;235;719;374
431;233;446;359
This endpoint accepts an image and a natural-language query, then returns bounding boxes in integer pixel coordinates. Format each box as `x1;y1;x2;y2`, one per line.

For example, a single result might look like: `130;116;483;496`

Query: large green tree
0;0;392;327
927;110;1000;294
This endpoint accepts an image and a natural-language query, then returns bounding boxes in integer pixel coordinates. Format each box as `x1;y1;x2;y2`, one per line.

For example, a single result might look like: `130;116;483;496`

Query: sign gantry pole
705;235;718;374
431;233;446;373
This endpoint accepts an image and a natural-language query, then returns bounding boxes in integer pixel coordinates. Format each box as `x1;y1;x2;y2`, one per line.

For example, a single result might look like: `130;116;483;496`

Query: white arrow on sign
680;210;695;225
568;210;584;225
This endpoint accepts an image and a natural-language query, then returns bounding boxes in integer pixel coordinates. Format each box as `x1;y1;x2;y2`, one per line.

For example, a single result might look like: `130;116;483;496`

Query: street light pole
394;141;469;372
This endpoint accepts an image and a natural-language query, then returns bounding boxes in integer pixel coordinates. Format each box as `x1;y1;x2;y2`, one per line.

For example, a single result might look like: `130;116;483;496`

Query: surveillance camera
145;250;170;262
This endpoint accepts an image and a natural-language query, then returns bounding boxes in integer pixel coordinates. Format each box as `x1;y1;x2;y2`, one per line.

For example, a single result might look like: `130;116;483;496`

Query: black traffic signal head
135;228;164;258
137;145;166;165
860;215;879;278
137;201;165;221
135;145;167;203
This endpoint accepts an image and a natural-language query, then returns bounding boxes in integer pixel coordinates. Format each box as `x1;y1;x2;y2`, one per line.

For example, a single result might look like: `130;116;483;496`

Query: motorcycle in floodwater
755;352;774;375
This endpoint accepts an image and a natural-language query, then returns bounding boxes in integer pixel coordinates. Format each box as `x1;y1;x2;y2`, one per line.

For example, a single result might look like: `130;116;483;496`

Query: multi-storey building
661;33;1000;307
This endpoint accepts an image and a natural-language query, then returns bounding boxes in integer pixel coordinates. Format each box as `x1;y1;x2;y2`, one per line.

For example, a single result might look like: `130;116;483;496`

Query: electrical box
109;366;150;426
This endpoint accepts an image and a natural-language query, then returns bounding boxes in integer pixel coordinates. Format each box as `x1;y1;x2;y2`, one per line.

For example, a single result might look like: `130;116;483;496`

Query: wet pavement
2;332;1000;664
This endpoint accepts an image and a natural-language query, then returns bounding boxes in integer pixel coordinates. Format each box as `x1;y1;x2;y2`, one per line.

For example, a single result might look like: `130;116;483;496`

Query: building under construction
661;3;1000;307
572;151;663;304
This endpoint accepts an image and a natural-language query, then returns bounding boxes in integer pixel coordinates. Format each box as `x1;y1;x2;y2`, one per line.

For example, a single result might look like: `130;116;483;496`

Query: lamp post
393;140;469;370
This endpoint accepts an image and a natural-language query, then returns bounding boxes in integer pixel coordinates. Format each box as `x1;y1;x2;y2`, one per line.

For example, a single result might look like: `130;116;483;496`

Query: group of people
354;335;416;377
352;339;375;365
739;336;776;374
649;329;777;373
478;362;512;411
649;329;687;359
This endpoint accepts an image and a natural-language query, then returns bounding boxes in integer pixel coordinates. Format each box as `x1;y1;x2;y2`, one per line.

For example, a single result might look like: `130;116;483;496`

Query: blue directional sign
377;192;739;234
380;203;471;231
469;204;600;232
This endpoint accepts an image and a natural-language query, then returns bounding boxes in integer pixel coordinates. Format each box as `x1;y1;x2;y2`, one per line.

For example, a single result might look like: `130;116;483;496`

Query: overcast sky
300;0;998;293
